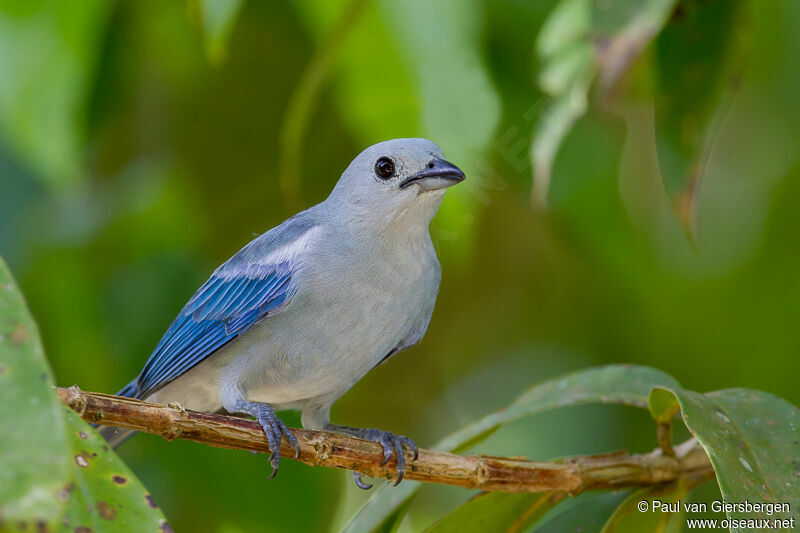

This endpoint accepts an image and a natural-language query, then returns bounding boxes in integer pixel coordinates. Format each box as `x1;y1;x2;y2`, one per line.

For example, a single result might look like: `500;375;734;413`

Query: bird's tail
96;379;139;449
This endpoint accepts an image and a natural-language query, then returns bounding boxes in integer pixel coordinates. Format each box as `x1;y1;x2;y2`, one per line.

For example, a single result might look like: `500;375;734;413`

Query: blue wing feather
132;261;294;398
116;215;318;400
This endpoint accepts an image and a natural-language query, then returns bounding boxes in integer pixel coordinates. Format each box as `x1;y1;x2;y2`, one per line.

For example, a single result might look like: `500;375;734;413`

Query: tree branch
57;386;714;493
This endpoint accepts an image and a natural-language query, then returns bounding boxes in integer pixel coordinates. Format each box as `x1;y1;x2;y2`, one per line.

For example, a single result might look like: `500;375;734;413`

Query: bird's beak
399;159;466;191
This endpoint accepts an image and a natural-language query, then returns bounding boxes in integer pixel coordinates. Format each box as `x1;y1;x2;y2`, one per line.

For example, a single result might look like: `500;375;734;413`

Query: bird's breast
237;234;440;404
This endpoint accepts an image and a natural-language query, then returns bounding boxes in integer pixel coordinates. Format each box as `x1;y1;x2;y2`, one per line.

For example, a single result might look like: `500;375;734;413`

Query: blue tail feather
96;379;140;448
116;379;140;399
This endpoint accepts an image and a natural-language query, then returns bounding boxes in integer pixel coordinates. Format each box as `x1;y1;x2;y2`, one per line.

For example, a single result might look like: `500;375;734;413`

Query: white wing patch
259;225;321;266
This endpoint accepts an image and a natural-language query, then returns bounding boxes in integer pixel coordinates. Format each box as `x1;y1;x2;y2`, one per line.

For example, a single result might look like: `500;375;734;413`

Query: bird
100;138;465;489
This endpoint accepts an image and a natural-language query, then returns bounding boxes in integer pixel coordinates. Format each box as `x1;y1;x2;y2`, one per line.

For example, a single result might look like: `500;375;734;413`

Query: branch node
59;384;87;415
168;401;186;414
311;435;332;461
476;462;490;485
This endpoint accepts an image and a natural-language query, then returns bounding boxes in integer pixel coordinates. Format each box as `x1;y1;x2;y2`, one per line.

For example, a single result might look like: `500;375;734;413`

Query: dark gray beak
399;159;466;191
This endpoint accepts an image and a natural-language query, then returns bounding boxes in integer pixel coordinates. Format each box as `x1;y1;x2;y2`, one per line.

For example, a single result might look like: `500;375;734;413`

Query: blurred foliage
0;0;111;188
426;491;566;533
196;0;245;65
532;0;679;205
602;482;687;532
1;0;800;531
532;492;630;532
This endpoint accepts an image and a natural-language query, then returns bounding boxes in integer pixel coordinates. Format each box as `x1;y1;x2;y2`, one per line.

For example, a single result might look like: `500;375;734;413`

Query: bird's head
328;138;465;229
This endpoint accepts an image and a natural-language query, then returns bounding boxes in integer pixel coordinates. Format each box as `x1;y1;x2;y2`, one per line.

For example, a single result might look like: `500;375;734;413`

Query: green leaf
0;257;70;529
532;491;629;532
648;386;800;523
602;481;688;532
426;492;566;533
648;387;681;424
340;365;680;533
199;0;245;65
0;0;111;188
653;0;749;228
59;408;169;533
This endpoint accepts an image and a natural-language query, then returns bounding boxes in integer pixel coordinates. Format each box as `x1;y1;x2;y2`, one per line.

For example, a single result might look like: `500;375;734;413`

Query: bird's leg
324;424;419;489
229;399;300;478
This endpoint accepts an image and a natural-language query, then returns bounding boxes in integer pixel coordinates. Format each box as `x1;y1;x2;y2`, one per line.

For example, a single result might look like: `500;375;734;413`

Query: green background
1;0;799;531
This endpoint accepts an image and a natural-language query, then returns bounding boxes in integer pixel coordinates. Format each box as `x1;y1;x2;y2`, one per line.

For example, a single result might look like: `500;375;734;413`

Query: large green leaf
59;408;169;532
0;0;111;187
649;387;800;524
0;258;70;529
601;481;688;532
532;491;629;532
425;492;566;533
341;365;680;533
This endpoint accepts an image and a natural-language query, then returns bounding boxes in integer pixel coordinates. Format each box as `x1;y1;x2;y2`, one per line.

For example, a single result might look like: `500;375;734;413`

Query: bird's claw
356;429;418;489
254;406;300;479
353;471;373;490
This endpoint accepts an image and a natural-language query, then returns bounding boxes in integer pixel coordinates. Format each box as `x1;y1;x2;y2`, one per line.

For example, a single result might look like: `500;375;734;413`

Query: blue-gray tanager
101;138;464;488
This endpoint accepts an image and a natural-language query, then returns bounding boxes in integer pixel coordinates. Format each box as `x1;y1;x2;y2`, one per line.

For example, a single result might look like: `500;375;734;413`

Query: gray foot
239;402;300;478
326;424;418;489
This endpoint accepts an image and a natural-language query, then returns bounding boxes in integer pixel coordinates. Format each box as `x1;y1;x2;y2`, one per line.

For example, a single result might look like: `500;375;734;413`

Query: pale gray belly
236;284;426;407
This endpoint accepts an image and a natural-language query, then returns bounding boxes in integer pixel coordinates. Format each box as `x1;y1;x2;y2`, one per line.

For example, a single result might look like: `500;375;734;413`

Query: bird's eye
374;157;395;180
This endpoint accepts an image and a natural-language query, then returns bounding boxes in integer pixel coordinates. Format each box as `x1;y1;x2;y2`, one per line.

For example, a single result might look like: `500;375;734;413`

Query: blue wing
132;260;294;398
125;217;318;399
